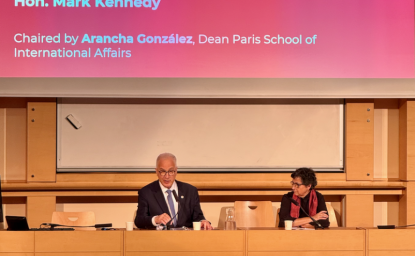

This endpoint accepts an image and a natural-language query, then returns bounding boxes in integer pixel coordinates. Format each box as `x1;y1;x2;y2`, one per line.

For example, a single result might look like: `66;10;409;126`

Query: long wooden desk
2;228;414;256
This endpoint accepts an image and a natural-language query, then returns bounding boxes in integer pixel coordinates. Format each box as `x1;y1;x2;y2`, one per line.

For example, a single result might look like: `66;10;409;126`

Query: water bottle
224;207;236;230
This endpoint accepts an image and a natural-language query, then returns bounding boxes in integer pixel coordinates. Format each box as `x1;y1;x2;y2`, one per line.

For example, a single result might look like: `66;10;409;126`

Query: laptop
6;216;30;230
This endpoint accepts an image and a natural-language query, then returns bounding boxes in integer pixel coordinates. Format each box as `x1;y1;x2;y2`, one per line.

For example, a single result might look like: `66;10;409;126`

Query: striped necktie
166;190;177;227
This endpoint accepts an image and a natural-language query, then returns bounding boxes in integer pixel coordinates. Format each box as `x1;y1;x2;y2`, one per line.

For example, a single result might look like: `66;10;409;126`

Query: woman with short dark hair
278;168;330;228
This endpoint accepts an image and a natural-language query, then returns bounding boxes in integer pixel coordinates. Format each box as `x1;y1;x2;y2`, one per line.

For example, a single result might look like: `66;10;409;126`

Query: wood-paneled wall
0;97;412;228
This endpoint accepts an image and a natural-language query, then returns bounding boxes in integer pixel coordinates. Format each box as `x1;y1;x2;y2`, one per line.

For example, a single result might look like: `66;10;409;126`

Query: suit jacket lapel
176;181;187;227
152;182;171;217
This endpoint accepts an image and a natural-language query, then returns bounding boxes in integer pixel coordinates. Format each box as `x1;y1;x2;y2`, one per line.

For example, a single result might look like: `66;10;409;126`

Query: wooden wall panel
345;195;374;227
399;100;408;180
1;98;28;181
399;182;415;226
388;108;400;179
0;109;5;179
346;102;374;181
399;184;407;226
373;109;387;179
5;108;27;181
386;201;399;226
405;101;415;180
406;183;415;225
372;100;400;180
398;100;415;226
26;196;56;228
399;100;415;181
27;102;56;182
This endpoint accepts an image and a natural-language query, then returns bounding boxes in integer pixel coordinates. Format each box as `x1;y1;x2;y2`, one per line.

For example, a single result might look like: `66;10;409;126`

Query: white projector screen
57;98;344;172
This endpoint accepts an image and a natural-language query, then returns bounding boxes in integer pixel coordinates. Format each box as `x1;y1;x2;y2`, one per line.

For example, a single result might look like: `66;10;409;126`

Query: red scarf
290;189;318;218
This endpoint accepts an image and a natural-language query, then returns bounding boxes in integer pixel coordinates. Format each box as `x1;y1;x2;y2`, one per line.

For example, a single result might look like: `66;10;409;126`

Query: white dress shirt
151;181;179;226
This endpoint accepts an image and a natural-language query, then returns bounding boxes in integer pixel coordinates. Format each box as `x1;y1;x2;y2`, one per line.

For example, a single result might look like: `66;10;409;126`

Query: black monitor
0;175;3;227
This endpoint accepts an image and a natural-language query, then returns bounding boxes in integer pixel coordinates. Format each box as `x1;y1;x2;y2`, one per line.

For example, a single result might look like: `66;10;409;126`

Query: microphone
166;190;181;229
41;223;112;229
41;223;60;228
172;190;179;203
94;223;112;228
289;197;324;229
378;223;415;229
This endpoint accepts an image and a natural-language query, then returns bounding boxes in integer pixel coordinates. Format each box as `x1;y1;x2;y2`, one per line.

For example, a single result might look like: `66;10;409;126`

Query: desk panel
247;228;364;252
369;252;415;256
35;231;123;253
36;253;120;256
0;254;34;256
0;232;34;253
125;230;244;253
368;229;415;256
368;229;415;250
249;253;363;256
127;253;243;256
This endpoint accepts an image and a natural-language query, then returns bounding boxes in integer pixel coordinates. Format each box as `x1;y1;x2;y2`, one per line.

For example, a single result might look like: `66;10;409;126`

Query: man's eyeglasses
290;181;304;188
158;170;176;176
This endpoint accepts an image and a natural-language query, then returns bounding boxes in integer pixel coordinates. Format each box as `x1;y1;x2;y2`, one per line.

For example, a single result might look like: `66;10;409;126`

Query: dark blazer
134;180;206;229
278;190;330;228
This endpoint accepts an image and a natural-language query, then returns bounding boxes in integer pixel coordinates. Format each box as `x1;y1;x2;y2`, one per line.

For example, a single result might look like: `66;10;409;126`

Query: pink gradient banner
0;0;413;78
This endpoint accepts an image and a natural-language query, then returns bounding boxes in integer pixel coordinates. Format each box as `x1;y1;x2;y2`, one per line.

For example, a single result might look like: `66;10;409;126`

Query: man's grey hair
156;153;177;167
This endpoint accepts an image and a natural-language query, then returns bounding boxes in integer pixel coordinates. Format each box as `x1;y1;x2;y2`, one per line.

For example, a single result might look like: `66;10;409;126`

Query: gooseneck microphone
172;190;179;203
378;223;415;229
289;197;324;229
41;223;112;229
166;190;181;229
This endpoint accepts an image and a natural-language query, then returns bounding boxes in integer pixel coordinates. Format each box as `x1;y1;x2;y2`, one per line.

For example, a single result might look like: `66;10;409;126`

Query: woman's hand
312;210;328;220
299;224;314;228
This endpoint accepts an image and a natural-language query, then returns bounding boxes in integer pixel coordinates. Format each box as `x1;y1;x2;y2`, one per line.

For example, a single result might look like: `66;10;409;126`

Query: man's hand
201;220;213;230
154;213;172;225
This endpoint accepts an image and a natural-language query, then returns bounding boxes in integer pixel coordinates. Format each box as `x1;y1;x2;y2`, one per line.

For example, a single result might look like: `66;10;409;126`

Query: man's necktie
166;190;177;227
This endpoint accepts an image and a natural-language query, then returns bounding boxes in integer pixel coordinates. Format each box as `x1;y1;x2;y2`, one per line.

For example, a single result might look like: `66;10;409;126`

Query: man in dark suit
134;153;212;229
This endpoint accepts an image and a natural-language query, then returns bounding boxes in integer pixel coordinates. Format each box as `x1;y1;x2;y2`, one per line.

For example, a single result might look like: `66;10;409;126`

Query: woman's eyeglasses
290;181;304;188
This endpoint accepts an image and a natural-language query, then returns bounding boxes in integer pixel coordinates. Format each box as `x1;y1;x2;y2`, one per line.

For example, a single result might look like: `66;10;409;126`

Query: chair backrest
51;212;95;227
275;208;281;227
133;210;138;228
275;202;339;227
234;201;274;227
326;203;338;227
